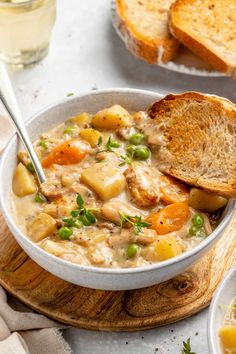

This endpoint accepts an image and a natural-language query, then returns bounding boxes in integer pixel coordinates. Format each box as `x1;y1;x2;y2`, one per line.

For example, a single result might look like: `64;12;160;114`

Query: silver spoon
0;62;46;184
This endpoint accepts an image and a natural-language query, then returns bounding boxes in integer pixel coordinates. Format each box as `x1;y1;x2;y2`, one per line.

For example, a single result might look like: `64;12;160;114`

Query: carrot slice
41;139;90;168
160;175;189;205
146;202;189;235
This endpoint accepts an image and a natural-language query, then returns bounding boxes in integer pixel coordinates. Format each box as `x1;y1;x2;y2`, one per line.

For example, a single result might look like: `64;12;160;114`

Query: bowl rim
0;87;235;276
208;265;236;354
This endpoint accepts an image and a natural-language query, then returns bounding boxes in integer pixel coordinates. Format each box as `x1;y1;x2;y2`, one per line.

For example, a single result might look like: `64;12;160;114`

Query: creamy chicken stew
219;298;236;354
11;104;228;268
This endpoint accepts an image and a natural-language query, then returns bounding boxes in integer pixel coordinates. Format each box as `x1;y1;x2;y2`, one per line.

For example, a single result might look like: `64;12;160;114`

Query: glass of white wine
0;0;56;66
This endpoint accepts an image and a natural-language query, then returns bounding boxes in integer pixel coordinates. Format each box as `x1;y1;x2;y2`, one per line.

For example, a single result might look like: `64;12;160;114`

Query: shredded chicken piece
41;180;63;198
108;228;156;248
135;229;156;245
43;194;77;219
101;200;144;224
56;196;77;218
124;162;160;207
117;127;137;140
99;222;116;230
107;229;133;248
69;183;96;207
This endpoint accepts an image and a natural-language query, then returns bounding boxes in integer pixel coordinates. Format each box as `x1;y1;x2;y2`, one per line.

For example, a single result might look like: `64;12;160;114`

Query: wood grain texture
0;213;235;331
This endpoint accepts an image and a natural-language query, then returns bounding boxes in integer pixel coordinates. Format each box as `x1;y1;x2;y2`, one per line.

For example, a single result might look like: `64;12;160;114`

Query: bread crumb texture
148;92;236;196
114;0;179;63
170;0;236;74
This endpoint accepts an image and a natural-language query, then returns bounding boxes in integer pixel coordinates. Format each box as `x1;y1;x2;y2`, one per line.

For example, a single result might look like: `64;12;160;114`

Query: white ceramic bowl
208;266;236;354
0;88;235;290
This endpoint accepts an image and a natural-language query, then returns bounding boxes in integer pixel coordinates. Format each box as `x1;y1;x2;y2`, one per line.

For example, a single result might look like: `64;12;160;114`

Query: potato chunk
80;162;126;200
189;188;228;212
91;105;132;130
142;235;182;262
27;213;56;242
12;163;37;197
79;128;103;148
69;112;91;126
17;151;30;166
219;325;236;352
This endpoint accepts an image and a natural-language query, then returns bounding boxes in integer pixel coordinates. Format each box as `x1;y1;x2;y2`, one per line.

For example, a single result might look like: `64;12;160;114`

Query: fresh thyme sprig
96;135;120;153
63;194;96;228
181;338;196;354
119;154;132;166
120;214;150;234
96;136;135;166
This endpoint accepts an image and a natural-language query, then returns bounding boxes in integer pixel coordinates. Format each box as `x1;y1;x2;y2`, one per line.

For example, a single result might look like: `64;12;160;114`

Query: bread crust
147;92;236;197
113;0;179;64
170;0;236;77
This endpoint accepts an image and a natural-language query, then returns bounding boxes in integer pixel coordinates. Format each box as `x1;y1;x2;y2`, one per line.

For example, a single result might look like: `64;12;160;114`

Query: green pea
129;133;145;145
192;214;204;228
73;219;83;229
26;162;35;173
40;140;48;150
126;145;136;154
34;192;47;203
133;146;150;160
127;243;140;258
189;225;198;236
58;227;73;239
64;127;76;135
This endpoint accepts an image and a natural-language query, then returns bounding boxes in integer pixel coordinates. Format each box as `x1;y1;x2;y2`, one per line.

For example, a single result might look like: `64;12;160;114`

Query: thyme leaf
97;136;103;146
120;214;150;234
181;338;196;354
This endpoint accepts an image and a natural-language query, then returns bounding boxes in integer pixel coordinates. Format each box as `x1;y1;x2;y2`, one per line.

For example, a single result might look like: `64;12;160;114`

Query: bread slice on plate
113;0;179;64
170;0;236;78
146;92;236;197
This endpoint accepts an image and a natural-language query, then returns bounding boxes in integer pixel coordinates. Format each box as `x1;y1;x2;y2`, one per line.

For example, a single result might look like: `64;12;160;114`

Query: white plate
208;266;236;354
111;1;225;78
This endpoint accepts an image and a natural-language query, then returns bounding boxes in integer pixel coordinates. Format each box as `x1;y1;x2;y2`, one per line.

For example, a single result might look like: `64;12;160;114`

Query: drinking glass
0;0;56;66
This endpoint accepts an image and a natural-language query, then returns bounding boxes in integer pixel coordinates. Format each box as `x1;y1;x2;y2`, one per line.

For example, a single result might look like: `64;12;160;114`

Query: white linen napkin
0;286;72;354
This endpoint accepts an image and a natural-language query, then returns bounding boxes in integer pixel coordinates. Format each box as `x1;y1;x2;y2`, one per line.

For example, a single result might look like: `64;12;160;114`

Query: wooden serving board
0;213;236;332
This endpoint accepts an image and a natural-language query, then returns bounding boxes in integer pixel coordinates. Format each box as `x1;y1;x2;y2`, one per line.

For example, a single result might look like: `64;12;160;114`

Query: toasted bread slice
170;0;236;77
146;92;236;197
113;0;179;64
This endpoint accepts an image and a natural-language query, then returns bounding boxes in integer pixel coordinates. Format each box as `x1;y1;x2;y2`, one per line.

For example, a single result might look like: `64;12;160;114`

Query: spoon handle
0;62;46;184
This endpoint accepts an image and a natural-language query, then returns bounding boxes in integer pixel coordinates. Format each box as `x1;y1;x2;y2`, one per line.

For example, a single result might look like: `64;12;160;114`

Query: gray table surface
4;0;236;353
